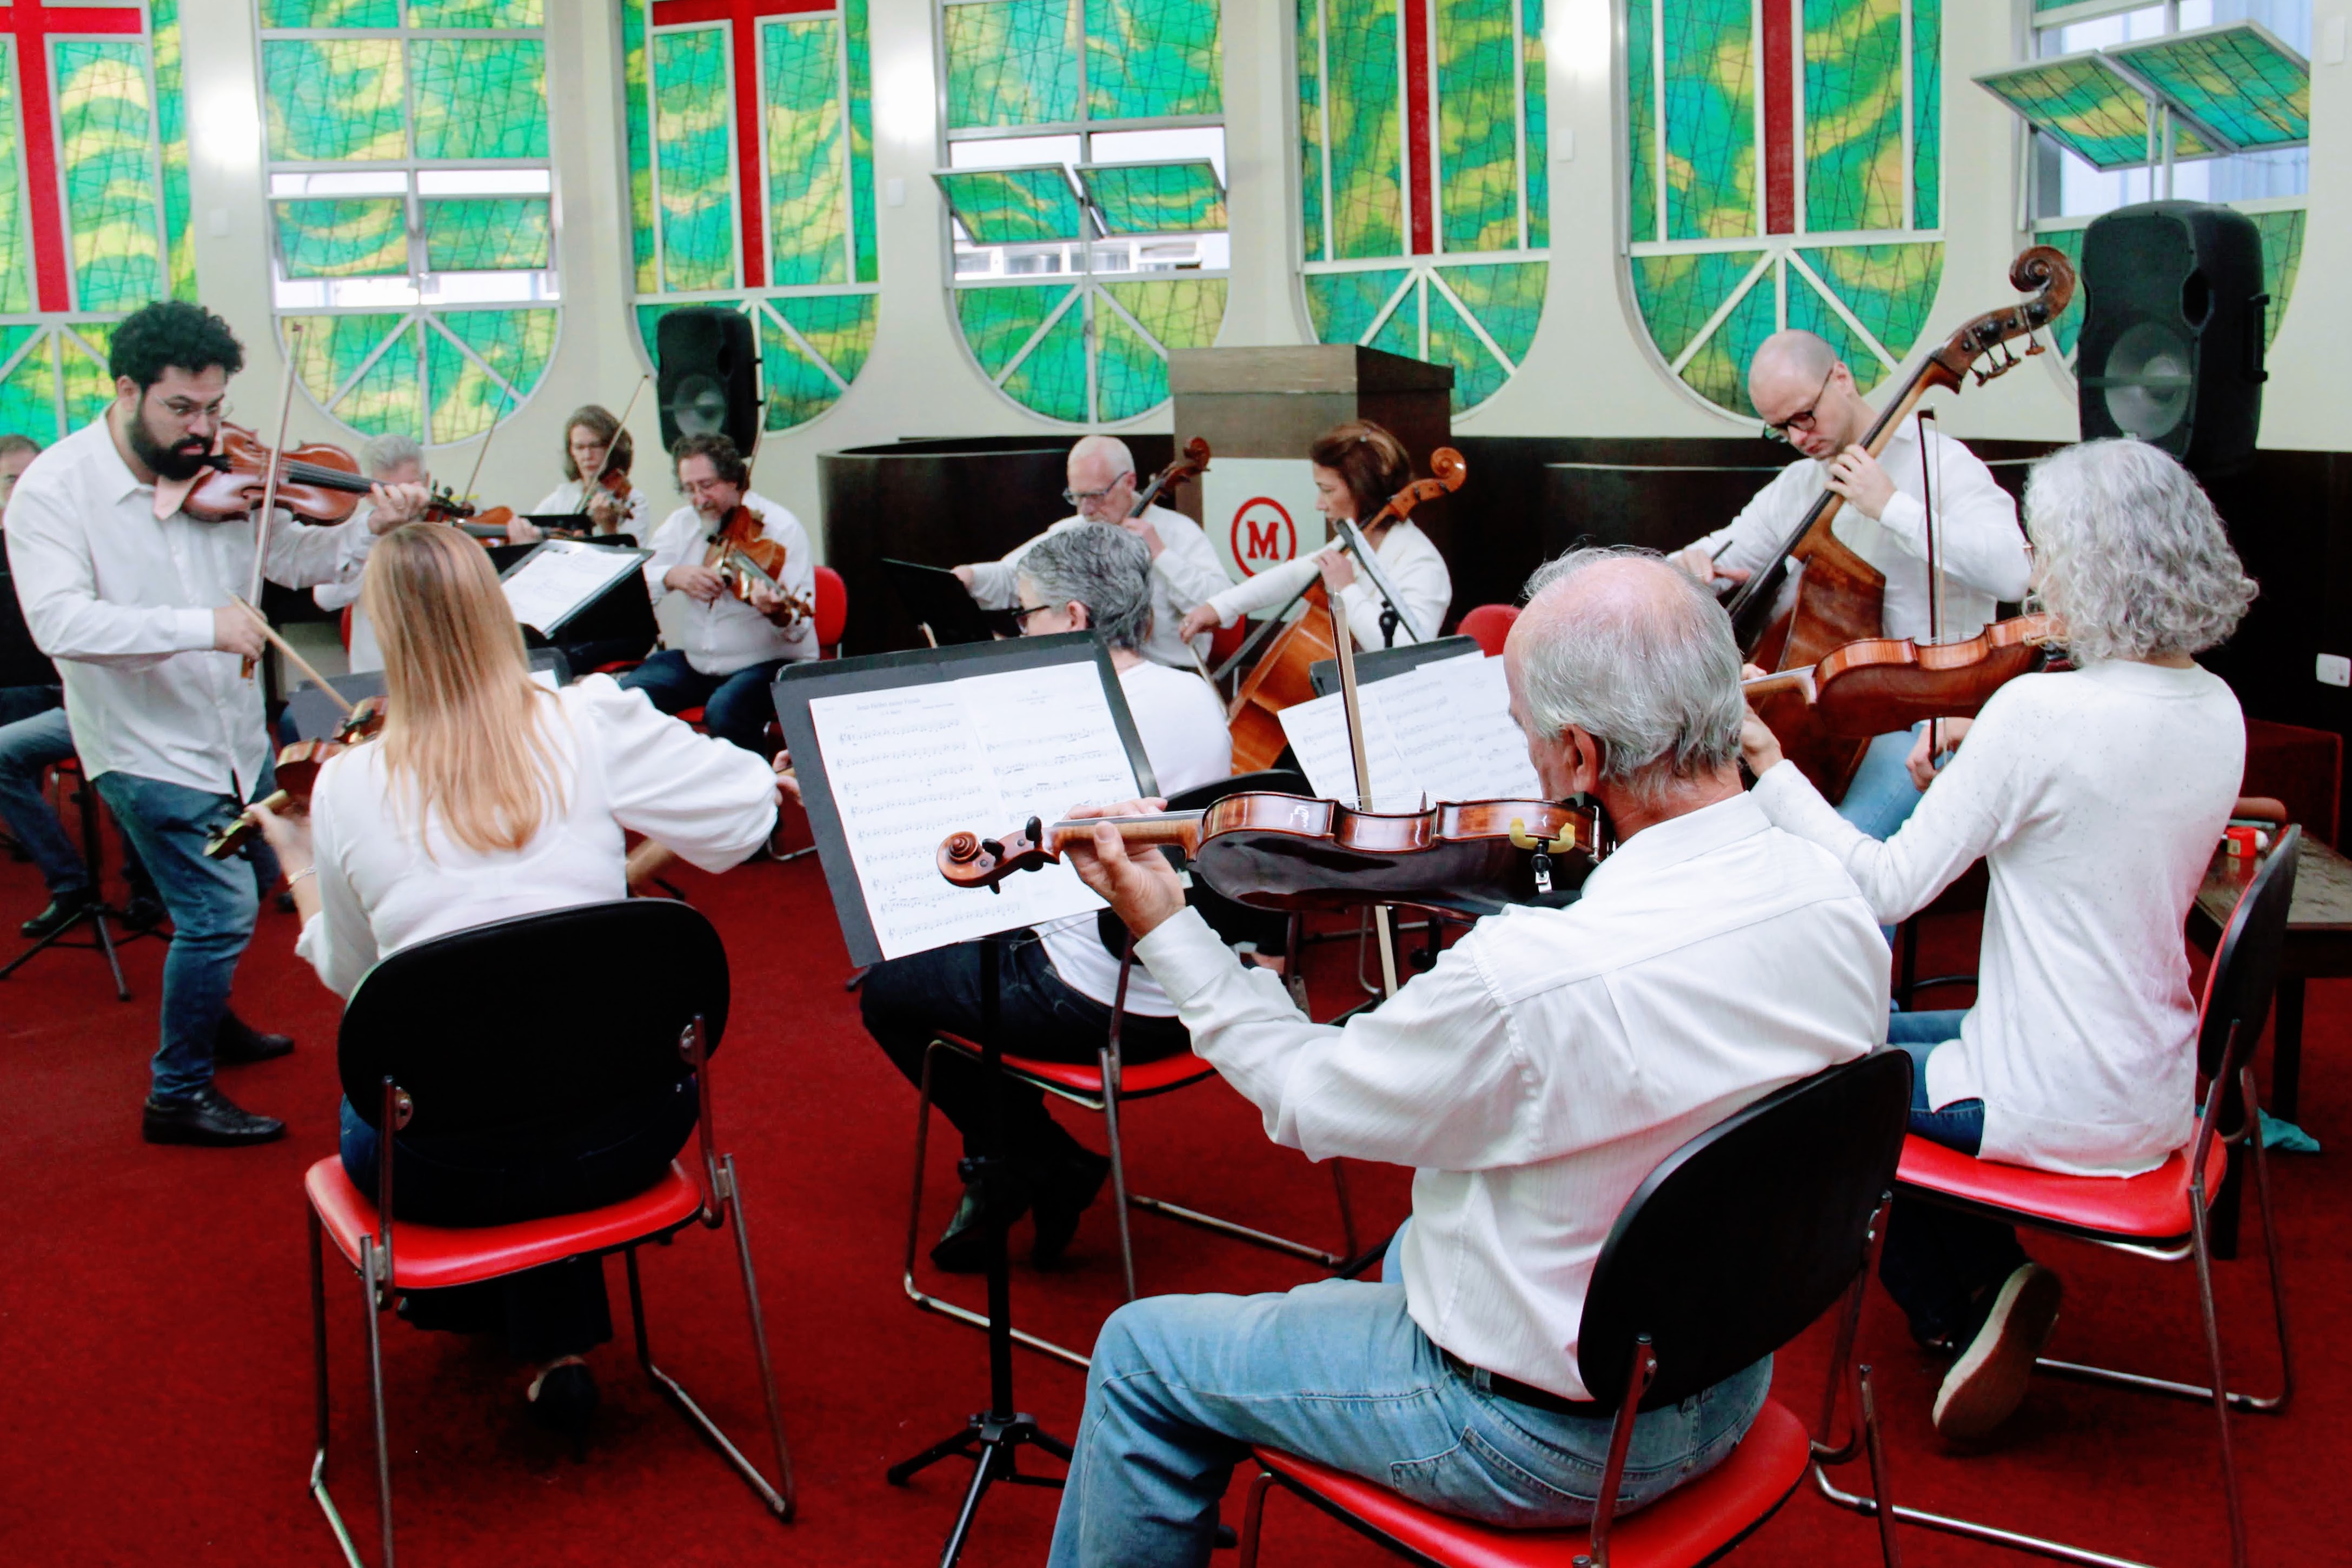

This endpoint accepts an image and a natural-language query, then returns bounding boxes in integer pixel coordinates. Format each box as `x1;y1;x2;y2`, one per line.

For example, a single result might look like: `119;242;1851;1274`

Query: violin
705;505;813;621
184;424;377;524
1722;245;2076;672
1226;449;1467;774
939;792;1604;915
1744;616;2051;796
202;697;387;860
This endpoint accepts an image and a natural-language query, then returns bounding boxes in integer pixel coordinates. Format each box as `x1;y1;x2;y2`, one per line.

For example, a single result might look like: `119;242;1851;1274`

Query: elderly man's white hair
1068;434;1135;479
2025;437;2256;665
363;430;423;479
1517;547;1745;799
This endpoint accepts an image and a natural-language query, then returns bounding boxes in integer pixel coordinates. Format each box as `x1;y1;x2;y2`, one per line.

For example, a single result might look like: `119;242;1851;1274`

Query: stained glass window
258;2;558;444
1619;0;1943;421
1294;0;1546;415
0;3;198;446
621;0;880;435
936;0;1229;426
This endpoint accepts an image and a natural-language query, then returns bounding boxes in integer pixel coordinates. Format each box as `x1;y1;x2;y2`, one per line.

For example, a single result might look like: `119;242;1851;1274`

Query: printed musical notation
1277;652;1540;812
808;662;1138;961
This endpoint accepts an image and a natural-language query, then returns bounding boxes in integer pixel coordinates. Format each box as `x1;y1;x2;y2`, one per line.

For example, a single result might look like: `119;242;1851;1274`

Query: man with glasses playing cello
1669;329;2030;839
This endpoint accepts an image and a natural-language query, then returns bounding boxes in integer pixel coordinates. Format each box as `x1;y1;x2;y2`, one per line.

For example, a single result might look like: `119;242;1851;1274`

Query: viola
705;505;813;620
1743;615;2051;796
202;698;388;860
1225;449;1466;774
939;792;1604;915
1722;245;2076;673
184;423;378;524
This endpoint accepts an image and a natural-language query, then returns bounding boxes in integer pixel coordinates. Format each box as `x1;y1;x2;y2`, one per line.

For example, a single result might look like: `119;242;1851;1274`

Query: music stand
774;633;1155;1566
880;557;1018;647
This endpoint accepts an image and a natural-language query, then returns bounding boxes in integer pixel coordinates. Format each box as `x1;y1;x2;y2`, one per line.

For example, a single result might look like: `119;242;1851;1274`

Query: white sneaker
1932;1263;2063;1440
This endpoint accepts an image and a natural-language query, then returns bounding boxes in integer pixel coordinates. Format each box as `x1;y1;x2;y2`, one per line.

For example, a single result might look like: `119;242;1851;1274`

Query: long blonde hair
361;523;564;855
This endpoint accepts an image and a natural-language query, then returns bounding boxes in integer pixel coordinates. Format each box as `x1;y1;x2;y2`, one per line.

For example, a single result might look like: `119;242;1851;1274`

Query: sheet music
807;665;1139;961
500;540;641;636
1278;652;1540;810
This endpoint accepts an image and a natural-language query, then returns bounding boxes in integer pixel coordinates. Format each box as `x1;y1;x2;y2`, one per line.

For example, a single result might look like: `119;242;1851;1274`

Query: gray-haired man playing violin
1041;547;1888;1568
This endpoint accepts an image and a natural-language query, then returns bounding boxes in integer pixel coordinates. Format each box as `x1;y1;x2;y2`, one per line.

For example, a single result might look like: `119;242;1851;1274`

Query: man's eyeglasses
1009;602;1055;627
1759;367;1837;444
157;396;229;421
1062;470;1135;507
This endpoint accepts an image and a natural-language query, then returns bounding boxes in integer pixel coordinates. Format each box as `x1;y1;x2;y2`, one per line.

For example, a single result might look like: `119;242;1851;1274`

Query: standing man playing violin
620;432;814;758
4;301;431;1146
1669;330;2029;839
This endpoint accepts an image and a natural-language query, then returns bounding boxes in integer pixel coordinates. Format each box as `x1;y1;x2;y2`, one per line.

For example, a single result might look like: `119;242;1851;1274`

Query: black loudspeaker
656;307;762;457
2076;200;2267;477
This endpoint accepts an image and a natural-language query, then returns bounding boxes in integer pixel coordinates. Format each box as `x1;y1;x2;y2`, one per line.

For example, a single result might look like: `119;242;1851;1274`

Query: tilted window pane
2106;21;2309;150
937;167;1087;244
1079;161;1224;234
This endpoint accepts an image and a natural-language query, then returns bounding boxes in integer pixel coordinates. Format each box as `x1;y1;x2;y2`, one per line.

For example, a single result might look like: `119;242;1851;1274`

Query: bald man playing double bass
1671;330;2030;840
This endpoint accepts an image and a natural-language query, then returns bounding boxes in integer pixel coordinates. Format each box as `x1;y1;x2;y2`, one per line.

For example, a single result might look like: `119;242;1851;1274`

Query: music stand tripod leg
885;928;1072;1567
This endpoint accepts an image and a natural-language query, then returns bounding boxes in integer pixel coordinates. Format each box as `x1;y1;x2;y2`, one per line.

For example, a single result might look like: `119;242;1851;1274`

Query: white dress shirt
1202;519;1452;651
313;515;384;673
1752;661;2244;1175
1690;416;2029;644
5;415;371;798
641;492;817;675
295;675;777;998
962;506;1232;671
1037;658;1232;1015
1134;793;1887;1399
533;479;654;537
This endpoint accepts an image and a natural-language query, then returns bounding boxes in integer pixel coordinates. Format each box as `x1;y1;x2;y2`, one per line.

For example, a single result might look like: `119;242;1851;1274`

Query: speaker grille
2091;319;2195;442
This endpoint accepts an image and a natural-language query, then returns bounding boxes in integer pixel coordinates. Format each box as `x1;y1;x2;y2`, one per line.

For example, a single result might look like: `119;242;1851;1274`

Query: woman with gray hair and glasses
1740;437;2256;1443
859;522;1230;1273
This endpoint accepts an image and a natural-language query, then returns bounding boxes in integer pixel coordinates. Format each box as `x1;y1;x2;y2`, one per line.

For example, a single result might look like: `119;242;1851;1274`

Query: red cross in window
651;0;834;290
1760;2;1797;234
0;2;147;313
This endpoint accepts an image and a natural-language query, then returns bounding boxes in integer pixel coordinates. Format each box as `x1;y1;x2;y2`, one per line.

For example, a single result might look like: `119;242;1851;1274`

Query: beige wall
175;0;2347;561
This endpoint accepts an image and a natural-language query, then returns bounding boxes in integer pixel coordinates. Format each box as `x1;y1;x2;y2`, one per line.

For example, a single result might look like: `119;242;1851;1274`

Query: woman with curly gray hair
1738;437;2254;1444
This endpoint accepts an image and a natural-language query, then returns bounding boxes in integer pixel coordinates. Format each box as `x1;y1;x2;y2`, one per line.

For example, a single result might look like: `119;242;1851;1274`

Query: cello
1224;449;1466;774
1722;245;2075;673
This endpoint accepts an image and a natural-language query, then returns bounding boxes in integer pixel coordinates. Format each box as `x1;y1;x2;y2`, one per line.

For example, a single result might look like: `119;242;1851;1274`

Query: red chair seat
677;706;707;726
935;1033;1221;1097
1897;1134;2225;1243
1253;1398;1810;1568
305;1156;702;1291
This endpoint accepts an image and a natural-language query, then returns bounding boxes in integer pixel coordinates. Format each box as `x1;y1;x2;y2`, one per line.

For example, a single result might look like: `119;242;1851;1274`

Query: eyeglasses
1061;471;1134;507
1759;367;1837;444
1009;602;1056;627
156;395;230;421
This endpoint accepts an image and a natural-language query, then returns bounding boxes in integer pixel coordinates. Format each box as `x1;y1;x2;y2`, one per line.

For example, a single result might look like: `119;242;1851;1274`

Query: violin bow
1918;406;1944;757
456;381;515;509
230;594;354;715
585;374;650;501
240;323;304;681
1327;590;1404;998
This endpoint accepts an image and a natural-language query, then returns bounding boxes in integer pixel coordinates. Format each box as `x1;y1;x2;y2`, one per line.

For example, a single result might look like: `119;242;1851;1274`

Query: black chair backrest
2196;825;2300;1082
1577;1049;1914;1410
339;899;730;1147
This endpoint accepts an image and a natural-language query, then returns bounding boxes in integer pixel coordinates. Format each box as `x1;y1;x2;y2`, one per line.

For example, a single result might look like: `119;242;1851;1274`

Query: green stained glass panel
61;326;115;431
1367;283;1420;361
623;1;656;291
1629;249;1760;366
957;284;1072;381
760;305;844;431
2108;24;2310;149
1663;0;1757;240
1912;0;1939;229
412;40;548;160
261;1;400;25
408;1;546;25
2034;226;2087;358
937;168;1085;244
1102;277;1224;353
653;25;738;293
762;17;847;287
0;43;30;315
944;0;1079;129
276;199;407;278
780;292;880;394
2249;208;2303;348
1426;284;1505;409
1080;162;1224;234
1303;268;1410;348
1679;265;1777;416
54;40;164;314
1435;0;1520;254
999;300;1089;421
1803;0;1905;234
1522;0;1546;248
1434;261;1544;370
287;314;423;441
1085;0;1220;119
1975;56;2167;172
1795;242;1941;366
427;308;555;443
1298;0;1325;260
0;329;52;443
152;0;195;301
845;0;879;284
1626;0;1657;242
263;39;405;162
1785;276;1887;394
1326;0;1404;260
423;198;550;271
1095;309;1168;421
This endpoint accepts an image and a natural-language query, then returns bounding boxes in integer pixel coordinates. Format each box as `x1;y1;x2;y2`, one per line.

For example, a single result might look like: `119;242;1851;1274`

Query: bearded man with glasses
1667;329;2030;840
952;434;1232;672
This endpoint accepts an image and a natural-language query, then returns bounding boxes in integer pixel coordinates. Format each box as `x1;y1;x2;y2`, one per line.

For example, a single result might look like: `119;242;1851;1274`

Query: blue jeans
1049;1270;1771;1566
616;649;789;756
0;701;155;899
1877;1015;2028;1346
1836;726;1926;841
92;770;267;1103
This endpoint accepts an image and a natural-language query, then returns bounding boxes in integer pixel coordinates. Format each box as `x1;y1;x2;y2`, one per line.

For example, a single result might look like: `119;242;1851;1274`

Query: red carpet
2;829;2347;1566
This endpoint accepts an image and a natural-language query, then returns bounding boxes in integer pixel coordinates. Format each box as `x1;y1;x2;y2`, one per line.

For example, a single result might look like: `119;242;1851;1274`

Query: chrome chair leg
358;1237;396;1568
1099;1045;1139;1303
2242;1064;2296;1413
2188;1184;2249;1568
309;1209;366;1568
1233;1466;1275;1568
1328;1158;1359;1258
1856;1365;1903;1568
720;1154;796;1518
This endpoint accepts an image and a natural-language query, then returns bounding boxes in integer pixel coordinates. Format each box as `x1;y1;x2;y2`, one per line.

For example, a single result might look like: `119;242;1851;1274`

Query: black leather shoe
1030;1147;1112;1266
527;1358;599;1439
215;1011;295;1065
141;1085;287;1146
929;1171;1034;1274
20;886;95;940
119;889;168;932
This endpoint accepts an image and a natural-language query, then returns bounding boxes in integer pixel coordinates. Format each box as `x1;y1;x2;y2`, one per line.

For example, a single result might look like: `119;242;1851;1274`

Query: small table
2189;833;2352;1124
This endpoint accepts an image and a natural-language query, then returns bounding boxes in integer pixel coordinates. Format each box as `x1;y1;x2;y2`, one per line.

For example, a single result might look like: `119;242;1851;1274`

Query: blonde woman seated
1738;438;2255;1441
250;523;782;1433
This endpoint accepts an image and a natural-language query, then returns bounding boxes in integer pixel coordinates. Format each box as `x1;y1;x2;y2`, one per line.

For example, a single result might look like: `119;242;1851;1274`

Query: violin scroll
937;818;1050;892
